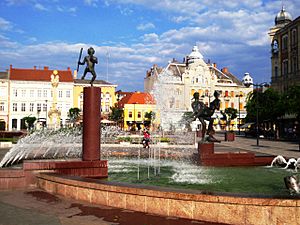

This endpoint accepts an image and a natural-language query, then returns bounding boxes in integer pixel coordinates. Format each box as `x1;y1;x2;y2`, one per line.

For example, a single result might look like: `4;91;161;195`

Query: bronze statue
192;90;221;142
77;47;98;85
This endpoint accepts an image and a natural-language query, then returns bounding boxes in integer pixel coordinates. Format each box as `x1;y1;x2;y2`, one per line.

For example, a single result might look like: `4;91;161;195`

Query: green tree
109;106;123;125
144;111;155;127
221;107;238;131
68;108;81;125
22;116;36;130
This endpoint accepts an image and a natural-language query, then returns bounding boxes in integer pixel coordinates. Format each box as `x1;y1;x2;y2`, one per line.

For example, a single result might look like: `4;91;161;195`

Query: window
225;101;229;109
37;89;42;98
105;92;110;102
282;60;288;75
21;90;26;97
43;89;47;98
137;112;141;118
291;57;298;73
282;35;288;50
0;102;4;111
37;103;41;112
66;104;71;112
43;103;47;112
13;89;17;97
129;111;132;118
12;119;17;129
80;92;83;99
13;103;17;112
21;103;26;112
231;91;235;97
29;103;34;112
274;66;278;77
231;102;234;108
225;91;229;97
105;105;109;112
58;90;63;98
30;90;34;98
292;29;297;45
66;90;71;98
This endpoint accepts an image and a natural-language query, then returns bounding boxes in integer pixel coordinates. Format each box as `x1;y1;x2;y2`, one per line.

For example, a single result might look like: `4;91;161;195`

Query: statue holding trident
192;90;221;142
77;47;98;85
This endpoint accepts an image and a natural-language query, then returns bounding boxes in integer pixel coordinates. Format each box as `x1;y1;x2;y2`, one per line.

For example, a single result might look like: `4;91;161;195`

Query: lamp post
253;82;269;146
236;94;242;135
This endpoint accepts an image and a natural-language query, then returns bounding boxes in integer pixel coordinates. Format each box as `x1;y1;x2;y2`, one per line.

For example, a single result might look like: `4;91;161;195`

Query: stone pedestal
82;87;101;161
225;132;235;141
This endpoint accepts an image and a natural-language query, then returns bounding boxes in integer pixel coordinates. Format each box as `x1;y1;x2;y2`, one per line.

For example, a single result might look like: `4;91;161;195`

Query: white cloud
34;3;48;11
137;22;155;31
84;0;99;7
0;17;13;31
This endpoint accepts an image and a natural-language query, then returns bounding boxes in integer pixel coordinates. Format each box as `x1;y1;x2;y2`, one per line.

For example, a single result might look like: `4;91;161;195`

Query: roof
9;66;73;82
118;92;155;108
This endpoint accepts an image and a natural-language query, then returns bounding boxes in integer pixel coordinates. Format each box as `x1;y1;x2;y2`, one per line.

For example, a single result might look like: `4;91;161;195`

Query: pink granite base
36;173;300;225
0;159;108;189
198;142;274;166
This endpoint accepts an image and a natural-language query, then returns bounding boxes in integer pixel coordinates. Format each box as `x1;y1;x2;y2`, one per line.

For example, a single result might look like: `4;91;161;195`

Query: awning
240;122;254;129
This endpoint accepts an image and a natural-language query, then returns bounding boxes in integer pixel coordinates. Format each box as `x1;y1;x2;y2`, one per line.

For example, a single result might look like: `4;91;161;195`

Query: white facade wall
0;79;9;130
9;80;73;130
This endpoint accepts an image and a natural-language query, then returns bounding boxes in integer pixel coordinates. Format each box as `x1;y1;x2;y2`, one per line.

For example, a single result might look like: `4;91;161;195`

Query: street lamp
252;82;270;146
236;94;243;135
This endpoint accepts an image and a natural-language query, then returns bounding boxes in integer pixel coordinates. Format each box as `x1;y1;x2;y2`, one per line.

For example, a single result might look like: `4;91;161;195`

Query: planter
225;132;235;141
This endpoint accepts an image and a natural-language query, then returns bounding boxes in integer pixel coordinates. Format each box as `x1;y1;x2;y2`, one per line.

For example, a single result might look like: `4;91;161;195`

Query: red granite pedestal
198;142;274;166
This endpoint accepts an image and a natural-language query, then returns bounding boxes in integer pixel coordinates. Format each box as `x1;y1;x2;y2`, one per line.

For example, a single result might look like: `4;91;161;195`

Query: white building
145;46;253;130
0;71;9;130
8;65;74;130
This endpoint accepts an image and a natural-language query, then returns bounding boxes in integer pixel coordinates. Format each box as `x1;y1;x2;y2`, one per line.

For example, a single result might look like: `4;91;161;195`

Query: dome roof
189;46;203;60
275;7;292;25
242;72;253;87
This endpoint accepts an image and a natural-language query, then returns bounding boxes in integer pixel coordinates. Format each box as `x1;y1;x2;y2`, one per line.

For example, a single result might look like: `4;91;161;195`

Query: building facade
0;72;9;130
144;46;253;130
8;66;74;130
269;7;300;92
117;92;156;131
73;78;117;120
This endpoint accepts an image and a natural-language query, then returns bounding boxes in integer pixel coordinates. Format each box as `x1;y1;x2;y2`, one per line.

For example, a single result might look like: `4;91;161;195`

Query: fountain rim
40;172;299;200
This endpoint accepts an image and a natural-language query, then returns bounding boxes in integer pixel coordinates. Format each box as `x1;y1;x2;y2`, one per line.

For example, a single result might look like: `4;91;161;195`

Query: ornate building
144;46;253;130
269;7;300;92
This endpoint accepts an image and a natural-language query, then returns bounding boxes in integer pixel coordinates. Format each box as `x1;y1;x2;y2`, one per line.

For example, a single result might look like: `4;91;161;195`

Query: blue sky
0;0;299;91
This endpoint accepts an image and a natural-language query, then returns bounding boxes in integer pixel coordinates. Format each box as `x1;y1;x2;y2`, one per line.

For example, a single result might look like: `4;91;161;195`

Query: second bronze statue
77;47;98;85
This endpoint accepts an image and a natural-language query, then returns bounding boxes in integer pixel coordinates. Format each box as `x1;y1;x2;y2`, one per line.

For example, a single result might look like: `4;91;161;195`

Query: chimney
67;67;70;71
34;66;37;70
73;70;77;79
213;63;217;68
222;67;228;73
44;66;49;70
9;64;12;70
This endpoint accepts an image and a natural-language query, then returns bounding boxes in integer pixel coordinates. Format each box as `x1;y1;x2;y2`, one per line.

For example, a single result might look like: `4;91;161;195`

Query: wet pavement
0;189;225;225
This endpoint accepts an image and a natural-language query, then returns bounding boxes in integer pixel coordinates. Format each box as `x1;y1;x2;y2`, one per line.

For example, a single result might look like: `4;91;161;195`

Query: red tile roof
9;66;73;82
118;92;155;108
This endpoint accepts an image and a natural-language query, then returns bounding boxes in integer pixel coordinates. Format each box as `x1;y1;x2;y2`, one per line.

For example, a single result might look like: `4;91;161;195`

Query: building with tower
269;6;300;92
144;46;253;131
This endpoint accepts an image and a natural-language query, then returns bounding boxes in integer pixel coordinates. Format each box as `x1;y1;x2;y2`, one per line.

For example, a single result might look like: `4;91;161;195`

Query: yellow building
73;79;117;119
118;92;157;131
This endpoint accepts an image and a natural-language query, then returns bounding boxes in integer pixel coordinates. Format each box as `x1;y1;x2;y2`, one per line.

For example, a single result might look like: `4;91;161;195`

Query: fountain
0;64;300;224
